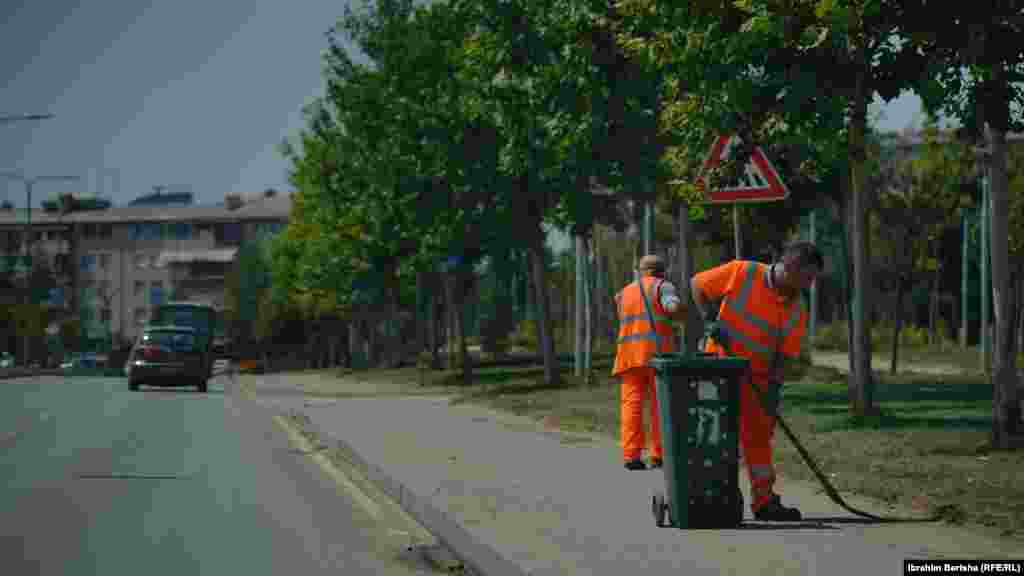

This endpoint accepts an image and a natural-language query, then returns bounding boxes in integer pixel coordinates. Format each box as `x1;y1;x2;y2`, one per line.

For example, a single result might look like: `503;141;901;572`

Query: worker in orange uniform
613;254;688;471
690;241;822;521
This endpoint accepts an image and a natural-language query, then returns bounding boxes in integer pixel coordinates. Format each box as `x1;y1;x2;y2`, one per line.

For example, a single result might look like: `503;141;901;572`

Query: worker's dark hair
780;241;824;271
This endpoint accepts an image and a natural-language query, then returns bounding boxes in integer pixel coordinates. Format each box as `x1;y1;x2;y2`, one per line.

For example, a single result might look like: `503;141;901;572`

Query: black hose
637;276;939;522
712;337;942;523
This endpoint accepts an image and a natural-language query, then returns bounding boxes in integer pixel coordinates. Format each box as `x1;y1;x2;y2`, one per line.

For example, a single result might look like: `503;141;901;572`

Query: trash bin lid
648;352;749;372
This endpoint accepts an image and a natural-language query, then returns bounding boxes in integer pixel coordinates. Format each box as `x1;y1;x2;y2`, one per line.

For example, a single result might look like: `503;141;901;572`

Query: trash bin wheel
652;493;669;527
734;487;744;527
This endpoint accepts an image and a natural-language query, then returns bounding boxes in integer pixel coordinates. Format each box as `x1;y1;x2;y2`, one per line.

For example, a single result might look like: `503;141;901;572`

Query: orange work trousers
620;366;662;461
740;372;779;512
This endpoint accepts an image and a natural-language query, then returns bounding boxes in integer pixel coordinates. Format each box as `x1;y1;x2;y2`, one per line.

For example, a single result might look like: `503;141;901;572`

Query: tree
614;0;934;417
910;3;1024;447
454;0;672;384
224;235;273;352
872;119;969;372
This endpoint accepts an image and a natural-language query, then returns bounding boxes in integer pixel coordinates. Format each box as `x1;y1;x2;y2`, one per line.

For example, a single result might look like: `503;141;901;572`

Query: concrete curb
0;369;66;381
293;407;528;576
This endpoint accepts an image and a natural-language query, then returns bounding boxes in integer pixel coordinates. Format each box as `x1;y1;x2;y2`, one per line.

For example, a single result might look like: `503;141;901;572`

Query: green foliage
12;304;46;338
813;321;939;353
811;321;849;352
509;319;540;350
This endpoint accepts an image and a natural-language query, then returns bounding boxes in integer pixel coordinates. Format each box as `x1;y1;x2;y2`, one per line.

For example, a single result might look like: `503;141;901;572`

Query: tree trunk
584;235;594;386
416;271;426;357
444;272;456;370
987;123;1021;447
347;321;357;369
389;286;402;368
837;184;856;372
676;201;703;354
1011;270;1019;356
307;323;316;369
366;318;376;368
529;227;560;386
427;273;441;369
891;277;906;375
848;52;876;417
928;260;942;348
456;268;473;386
591;231;607;349
575;234;585;377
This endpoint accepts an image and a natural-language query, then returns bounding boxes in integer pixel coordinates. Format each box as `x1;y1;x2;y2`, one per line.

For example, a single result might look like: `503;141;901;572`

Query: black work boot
753;495;803;521
624;458;646;470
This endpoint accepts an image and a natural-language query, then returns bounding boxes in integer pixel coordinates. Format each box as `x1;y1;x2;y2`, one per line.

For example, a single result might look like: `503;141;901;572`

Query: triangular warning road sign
698;135;790;204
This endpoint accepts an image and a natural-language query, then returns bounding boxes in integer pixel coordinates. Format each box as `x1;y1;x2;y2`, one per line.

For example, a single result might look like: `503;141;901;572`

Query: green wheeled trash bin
648;352;750;529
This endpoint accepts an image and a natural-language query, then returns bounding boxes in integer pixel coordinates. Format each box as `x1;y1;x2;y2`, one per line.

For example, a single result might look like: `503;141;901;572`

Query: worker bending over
690;242;822;521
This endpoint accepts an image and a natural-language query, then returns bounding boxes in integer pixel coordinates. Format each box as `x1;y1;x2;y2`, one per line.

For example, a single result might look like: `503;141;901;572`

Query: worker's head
638;254;666;278
777;241;824;292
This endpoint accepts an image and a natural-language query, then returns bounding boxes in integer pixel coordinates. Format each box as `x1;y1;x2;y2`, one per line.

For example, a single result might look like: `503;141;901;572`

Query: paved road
0;374;443;576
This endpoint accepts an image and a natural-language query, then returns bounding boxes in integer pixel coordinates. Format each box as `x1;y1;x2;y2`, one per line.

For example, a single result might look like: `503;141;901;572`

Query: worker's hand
703;321;729;351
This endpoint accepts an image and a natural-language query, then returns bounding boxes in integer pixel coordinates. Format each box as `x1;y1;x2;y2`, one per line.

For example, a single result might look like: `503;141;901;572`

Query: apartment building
0;191;289;345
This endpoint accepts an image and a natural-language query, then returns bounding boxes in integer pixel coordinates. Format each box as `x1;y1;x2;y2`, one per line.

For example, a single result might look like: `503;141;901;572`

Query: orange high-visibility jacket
612;276;676;376
694;260;807;375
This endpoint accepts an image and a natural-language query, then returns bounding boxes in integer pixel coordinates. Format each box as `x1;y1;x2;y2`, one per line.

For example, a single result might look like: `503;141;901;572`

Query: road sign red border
697;135;789;204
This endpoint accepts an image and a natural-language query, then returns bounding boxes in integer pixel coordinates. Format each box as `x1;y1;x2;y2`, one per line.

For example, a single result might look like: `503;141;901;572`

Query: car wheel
129;380;140;391
197;379;208;393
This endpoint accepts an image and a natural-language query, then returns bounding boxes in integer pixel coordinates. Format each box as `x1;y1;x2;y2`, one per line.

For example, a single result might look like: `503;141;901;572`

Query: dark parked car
127;325;208;392
150;302;222;388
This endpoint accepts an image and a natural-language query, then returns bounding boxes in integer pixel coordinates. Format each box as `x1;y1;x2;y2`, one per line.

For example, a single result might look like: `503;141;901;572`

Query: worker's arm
689;261;745;321
689;277;714;321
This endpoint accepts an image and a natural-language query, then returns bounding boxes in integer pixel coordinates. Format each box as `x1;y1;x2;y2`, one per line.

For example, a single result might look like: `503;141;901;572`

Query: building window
131;223;163;241
101;308;112;323
150;281;163;306
215;222;242;245
170;222;193;240
80;254;97;273
53;254;68;275
99;253;111;270
134;307;147;326
134;280;145;297
135;253;149;270
47;287;64;307
99;224;112;239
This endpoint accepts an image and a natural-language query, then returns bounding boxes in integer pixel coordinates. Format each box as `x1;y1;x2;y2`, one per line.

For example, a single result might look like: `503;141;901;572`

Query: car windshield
142;331;196;349
153;305;216;335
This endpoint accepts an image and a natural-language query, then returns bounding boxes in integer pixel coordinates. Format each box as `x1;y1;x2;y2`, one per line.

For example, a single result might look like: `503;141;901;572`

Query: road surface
0;373;444;576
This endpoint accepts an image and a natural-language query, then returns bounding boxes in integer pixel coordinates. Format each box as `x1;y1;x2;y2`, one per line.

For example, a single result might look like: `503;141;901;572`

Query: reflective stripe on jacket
704;261;805;374
613;276;675;376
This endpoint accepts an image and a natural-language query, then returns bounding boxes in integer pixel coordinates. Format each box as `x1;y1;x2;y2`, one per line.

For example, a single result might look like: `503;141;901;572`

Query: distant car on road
61;352;99;370
150;302;222;389
127;325;208;392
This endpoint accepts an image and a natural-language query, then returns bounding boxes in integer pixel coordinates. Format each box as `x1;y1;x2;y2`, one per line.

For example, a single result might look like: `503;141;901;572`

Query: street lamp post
0;172;79;366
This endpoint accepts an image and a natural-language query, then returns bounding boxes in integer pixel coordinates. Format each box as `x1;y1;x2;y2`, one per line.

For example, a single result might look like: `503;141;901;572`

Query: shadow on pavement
135;387;225;396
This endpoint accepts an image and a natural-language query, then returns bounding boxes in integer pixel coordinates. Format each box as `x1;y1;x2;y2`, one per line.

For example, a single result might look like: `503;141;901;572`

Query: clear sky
1;1;926;209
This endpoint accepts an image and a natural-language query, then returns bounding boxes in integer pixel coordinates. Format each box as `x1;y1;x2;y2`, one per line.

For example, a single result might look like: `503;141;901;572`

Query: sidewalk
248;373;1022;576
